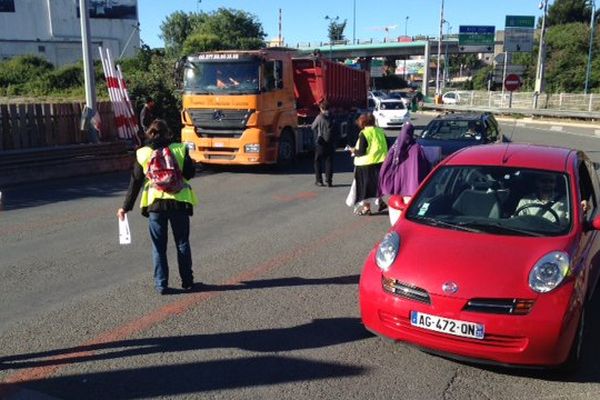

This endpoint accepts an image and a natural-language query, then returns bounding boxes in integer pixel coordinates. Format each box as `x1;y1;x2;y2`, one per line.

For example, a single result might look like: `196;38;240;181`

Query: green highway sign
505;15;535;28
458;25;495;52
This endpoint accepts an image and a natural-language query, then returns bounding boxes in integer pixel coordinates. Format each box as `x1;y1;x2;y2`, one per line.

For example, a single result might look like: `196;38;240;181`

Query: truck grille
188;108;252;138
382;277;431;304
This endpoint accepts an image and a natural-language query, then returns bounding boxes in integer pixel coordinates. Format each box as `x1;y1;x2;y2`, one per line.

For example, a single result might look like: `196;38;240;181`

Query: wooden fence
0;101;119;151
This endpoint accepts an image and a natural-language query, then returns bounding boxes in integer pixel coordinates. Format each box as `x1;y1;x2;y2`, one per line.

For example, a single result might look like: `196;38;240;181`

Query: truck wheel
277;130;295;166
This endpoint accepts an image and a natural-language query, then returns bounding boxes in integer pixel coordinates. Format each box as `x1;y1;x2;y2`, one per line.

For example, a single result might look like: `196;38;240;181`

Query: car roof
431;112;490;121
380;98;404;103
442;143;576;172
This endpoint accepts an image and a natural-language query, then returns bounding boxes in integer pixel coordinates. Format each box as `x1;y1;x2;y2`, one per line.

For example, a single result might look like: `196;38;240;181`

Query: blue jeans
148;210;193;290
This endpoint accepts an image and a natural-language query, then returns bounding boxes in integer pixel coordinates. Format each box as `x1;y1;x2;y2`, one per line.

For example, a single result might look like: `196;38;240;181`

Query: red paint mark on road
273;191;318;202
0;217;373;398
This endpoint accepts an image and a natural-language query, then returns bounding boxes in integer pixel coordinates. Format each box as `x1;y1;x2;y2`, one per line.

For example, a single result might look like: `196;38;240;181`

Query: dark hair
356;112;376;129
145;119;172;141
319;100;329;111
145;96;154;104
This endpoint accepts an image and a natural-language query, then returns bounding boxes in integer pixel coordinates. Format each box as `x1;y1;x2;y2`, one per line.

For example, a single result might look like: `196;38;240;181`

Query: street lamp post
353;0;357;44
533;0;548;109
403;16;409;81
584;0;596;94
435;0;445;98
443;21;451;91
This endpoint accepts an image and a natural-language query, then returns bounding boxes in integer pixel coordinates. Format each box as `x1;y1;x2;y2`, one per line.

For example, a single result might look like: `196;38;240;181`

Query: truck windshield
184;60;260;95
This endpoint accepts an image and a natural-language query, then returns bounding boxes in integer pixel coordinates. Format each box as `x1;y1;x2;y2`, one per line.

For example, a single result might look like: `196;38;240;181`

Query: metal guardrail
0;142;133;187
422;103;600;120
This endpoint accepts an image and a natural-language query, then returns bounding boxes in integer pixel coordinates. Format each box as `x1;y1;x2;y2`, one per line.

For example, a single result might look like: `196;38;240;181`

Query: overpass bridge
295;39;493;95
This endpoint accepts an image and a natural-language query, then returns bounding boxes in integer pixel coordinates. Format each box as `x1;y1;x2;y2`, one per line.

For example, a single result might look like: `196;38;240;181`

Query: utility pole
79;0;99;143
584;0;596;94
278;8;283;46
353;0;356;44
435;0;444;99
533;0;548;108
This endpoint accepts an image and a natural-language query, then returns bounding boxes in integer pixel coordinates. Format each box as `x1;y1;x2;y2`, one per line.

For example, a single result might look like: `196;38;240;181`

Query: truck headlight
184;142;196;151
244;144;260;153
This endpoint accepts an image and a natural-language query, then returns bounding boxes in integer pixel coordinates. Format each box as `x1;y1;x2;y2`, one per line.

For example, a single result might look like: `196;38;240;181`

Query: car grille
463;299;535;315
382;277;431;304
188;108;252;138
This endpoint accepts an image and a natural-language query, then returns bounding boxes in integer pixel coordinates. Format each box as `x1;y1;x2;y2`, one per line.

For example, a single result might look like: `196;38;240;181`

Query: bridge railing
445;91;600;113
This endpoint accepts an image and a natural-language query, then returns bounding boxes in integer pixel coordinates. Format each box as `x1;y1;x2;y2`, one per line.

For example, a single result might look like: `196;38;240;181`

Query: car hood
385;221;574;299
417;138;481;156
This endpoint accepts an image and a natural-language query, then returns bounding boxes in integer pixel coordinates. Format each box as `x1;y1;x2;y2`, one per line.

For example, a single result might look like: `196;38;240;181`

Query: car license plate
410;311;484;340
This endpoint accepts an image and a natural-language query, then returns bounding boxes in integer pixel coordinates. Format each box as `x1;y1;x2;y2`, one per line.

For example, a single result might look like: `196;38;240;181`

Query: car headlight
529;251;570;293
376;232;400;272
244;144;260;153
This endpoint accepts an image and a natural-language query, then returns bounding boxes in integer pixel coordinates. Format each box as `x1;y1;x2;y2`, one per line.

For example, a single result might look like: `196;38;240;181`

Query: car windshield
405;166;572;236
184;60;260;95
421;119;483;140
380;101;405;110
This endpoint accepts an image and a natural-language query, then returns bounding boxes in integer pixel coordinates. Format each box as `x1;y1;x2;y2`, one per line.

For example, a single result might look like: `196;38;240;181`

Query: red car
360;143;600;368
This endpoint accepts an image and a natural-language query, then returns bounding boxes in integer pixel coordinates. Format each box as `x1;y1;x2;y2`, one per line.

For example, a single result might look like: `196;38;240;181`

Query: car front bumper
359;258;581;367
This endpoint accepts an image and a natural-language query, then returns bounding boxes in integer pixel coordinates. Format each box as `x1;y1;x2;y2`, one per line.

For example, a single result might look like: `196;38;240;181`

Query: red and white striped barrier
99;47;140;146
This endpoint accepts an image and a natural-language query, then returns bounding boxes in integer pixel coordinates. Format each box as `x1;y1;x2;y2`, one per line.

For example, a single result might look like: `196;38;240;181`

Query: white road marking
595;130;600;136
550;126;563;131
516;122;526;127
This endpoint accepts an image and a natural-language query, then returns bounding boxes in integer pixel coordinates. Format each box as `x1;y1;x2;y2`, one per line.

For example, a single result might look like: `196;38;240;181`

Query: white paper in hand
118;214;131;245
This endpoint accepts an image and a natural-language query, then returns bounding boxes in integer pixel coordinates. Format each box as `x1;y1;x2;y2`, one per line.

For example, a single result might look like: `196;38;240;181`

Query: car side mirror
389;195;408;211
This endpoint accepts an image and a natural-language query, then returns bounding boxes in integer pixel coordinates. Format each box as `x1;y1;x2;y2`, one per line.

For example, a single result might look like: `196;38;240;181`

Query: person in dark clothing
311;101;337;187
139;96;156;140
117;119;198;295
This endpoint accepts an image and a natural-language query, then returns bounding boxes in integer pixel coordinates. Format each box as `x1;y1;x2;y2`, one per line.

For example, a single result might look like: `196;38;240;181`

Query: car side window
263;60;283;91
578;161;596;218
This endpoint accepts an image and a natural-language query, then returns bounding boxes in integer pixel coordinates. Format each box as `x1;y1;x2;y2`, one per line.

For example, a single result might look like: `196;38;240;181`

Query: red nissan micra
359;143;600;368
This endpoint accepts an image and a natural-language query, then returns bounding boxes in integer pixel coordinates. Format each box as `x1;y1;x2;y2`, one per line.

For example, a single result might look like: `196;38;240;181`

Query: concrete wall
0;0;139;66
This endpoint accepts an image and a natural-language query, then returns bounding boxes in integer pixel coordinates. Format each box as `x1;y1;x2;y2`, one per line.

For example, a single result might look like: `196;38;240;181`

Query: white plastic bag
345;179;357;207
118;214;131;245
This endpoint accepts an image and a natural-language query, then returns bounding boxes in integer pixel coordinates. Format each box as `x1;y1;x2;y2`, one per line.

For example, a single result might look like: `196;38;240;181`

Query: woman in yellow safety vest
117;119;198;295
349;112;389;215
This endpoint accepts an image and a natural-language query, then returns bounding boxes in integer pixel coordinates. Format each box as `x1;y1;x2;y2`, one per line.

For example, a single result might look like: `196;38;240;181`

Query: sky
137;0;548;49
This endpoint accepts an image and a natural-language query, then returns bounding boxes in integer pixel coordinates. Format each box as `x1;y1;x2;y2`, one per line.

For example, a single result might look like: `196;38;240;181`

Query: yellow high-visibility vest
136;143;198;208
354;126;388;166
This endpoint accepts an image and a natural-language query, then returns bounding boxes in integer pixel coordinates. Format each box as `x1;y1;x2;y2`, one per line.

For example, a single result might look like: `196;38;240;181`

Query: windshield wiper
454;220;542;237
411;216;483;233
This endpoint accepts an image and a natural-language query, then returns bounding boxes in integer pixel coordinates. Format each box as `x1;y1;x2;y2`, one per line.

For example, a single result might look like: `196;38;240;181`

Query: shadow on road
0;317;370;397
431;288;600;383
1;356;366;399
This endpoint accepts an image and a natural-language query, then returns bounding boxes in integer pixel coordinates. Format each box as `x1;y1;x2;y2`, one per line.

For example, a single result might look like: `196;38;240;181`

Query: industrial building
0;0;140;66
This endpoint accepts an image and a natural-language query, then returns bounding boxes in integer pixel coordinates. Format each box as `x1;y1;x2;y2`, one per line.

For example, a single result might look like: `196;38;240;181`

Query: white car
374;99;410;128
442;91;461;105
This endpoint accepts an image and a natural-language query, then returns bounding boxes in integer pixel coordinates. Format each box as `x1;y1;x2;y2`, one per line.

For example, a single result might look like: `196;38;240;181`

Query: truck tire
277;129;295;166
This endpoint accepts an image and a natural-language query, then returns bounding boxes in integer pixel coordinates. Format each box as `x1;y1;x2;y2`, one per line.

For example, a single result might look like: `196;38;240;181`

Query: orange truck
179;49;368;165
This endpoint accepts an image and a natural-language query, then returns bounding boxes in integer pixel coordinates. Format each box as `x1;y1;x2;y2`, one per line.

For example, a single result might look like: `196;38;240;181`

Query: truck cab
180;49;300;165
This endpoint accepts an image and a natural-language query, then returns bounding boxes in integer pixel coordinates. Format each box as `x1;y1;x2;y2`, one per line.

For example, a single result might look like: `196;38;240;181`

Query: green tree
188;8;265;51
545;0;594;26
327;19;347;42
159;11;206;57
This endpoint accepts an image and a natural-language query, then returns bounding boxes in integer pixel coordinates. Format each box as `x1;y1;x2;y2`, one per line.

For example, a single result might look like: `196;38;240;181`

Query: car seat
452;188;501;218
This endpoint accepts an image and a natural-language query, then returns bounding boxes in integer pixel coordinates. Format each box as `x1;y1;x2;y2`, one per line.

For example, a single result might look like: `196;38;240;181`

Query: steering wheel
514;202;560;223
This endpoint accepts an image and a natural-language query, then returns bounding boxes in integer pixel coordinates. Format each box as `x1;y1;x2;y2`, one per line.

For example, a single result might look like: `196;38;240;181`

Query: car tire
560;306;586;373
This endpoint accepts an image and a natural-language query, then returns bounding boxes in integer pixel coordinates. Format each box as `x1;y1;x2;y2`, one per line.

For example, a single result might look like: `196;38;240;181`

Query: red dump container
292;57;368;118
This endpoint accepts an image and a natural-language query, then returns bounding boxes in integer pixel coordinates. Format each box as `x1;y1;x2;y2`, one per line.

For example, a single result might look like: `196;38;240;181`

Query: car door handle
277;101;283;107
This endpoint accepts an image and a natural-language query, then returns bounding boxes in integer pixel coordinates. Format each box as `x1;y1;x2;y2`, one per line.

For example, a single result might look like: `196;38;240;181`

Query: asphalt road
1;113;600;400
